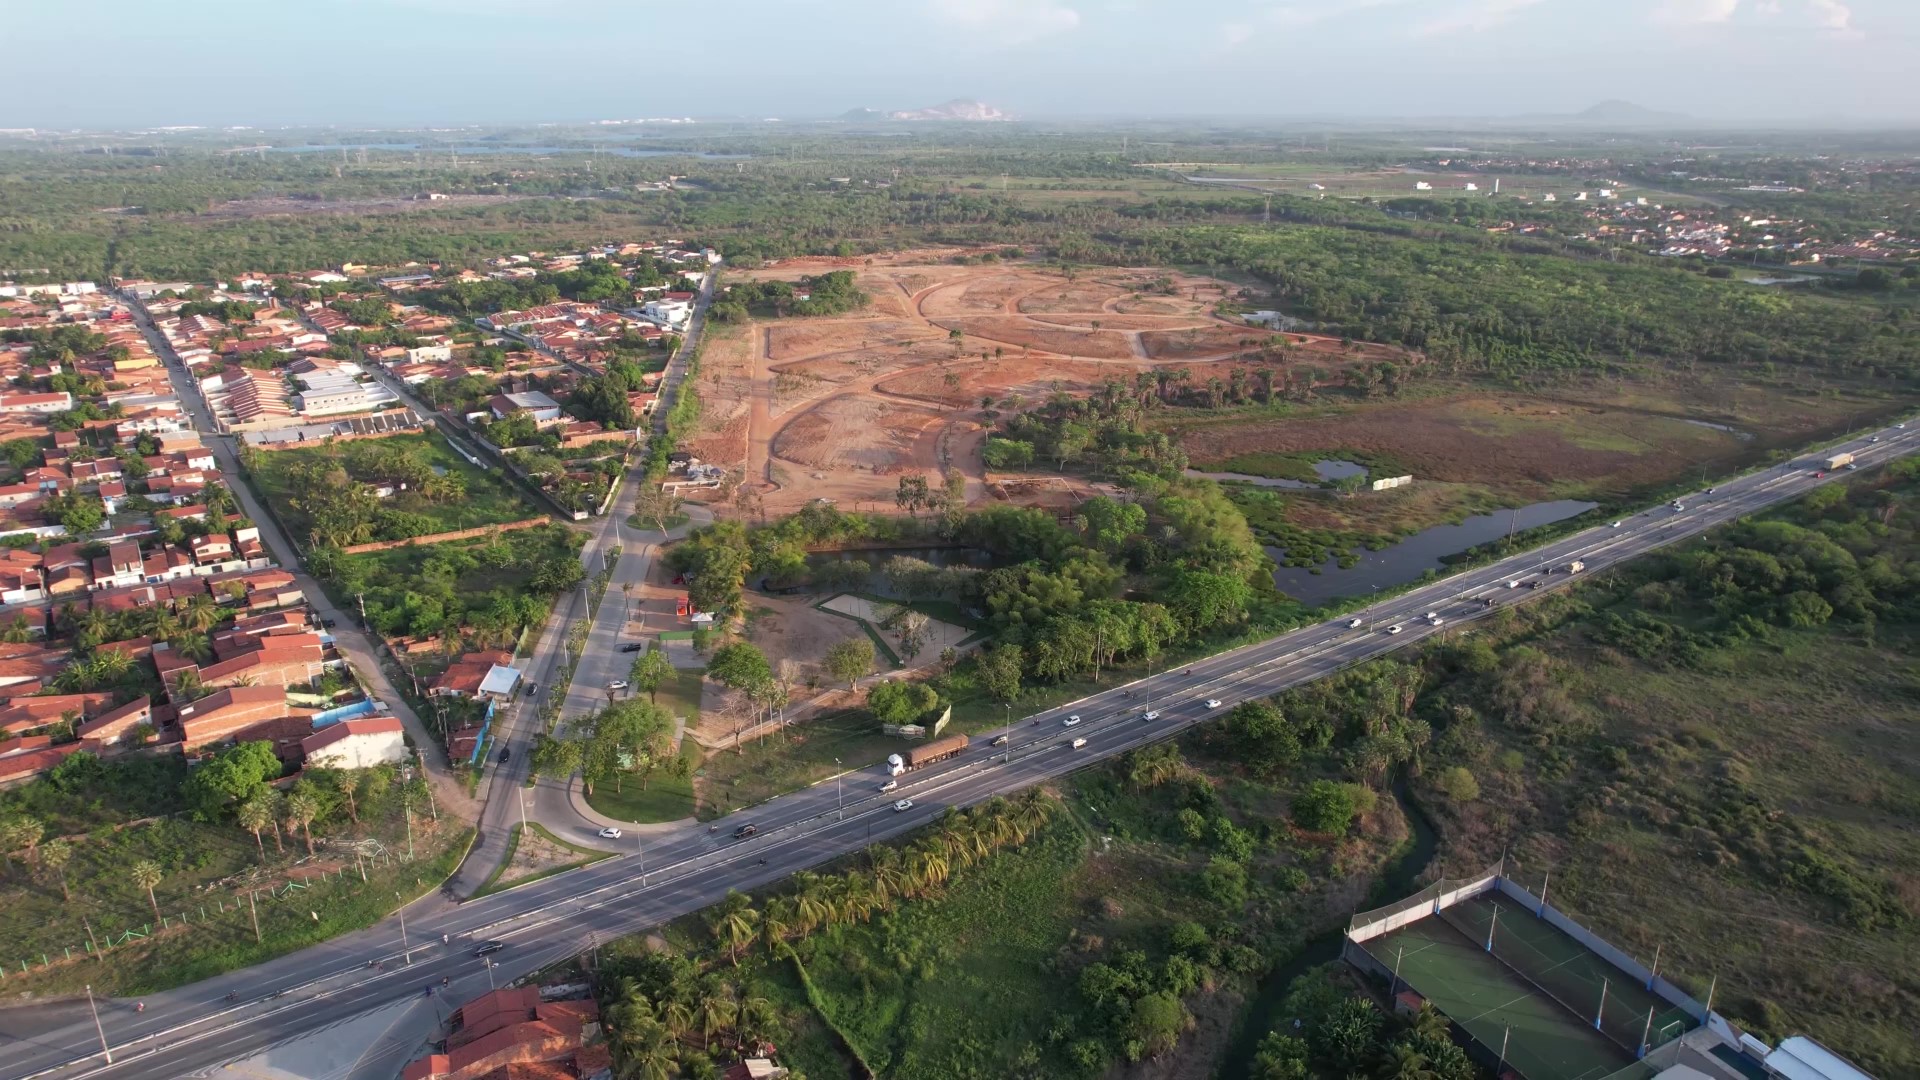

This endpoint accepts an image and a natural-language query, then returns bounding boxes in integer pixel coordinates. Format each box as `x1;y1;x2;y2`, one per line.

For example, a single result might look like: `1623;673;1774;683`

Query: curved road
2;422;1913;1080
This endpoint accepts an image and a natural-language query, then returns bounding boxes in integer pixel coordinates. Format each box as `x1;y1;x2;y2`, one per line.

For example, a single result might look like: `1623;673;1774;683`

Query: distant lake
1270;499;1599;606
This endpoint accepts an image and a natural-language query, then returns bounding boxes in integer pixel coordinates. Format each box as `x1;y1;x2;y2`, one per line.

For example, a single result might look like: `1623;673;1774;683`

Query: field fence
1347;859;1504;941
0;849;415;981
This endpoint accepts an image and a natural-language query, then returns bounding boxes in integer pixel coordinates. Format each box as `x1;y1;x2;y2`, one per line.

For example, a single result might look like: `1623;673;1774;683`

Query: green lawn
582;740;701;824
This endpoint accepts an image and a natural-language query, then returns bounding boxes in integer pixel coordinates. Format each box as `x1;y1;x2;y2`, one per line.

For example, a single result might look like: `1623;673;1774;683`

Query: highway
1;420;1912;1080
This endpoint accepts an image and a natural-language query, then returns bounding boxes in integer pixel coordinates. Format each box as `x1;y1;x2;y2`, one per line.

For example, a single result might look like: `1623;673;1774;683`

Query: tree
895;474;932;516
1435;766;1480;802
131;859;164;922
284;791;321;855
976;643;1024;704
0;816;43;875
867;680;939;725
632;486;685;534
822;637;875;690
707;891;759;965
631;647;674;703
183;740;283;820
333;771;361;823
706;641;772;691
1125;992;1188;1060
37;838;74;901
1292;780;1362;833
238;796;276;857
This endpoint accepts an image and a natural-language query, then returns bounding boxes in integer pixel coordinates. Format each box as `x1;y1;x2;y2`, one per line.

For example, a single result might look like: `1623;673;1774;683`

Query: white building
301;715;408;769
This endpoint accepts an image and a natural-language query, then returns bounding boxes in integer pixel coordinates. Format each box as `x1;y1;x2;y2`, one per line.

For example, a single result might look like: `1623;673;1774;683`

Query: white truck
1567;560;1586;574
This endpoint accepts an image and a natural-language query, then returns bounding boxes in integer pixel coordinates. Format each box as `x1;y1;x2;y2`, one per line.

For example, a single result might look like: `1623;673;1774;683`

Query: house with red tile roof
187;635;324;691
0;692;113;737
301;715;405;769
0;741;96;789
402;990;600;1080
175;686;303;751
429;650;514;698
76;696;152;746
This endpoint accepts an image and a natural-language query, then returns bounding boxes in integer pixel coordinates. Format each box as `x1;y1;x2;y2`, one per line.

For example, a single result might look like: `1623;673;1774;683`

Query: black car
733;823;758;839
319;618;336;629
619;642;645;653
473;941;506;957
497;747;511;764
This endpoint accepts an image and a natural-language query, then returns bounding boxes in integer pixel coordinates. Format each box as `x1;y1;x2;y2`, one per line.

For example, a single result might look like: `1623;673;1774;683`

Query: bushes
1291;779;1364;833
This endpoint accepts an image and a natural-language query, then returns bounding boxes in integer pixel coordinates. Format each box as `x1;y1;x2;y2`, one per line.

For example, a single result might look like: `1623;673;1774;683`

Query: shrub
1291;779;1361;833
1437;765;1481;802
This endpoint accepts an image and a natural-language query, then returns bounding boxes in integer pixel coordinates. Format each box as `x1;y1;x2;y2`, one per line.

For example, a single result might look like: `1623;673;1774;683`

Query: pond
1185;459;1368;489
1269;499;1600;605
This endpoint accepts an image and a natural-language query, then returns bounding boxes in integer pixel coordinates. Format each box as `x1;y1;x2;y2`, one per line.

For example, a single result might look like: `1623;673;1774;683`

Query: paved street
3;417;1912;1080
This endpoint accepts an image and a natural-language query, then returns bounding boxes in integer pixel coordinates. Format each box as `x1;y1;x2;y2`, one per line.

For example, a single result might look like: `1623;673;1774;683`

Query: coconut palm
735;992;779;1048
169;631;212;664
1377;1042;1436;1080
237;796;275;858
760;897;795;951
693;977;738;1049
284;791;320;856
705;891;757;966
181;594;221;633
130;859;164;922
169;670;210;702
333;771;360;823
605;986;676;1080
0;815;43;875
792;875;831;934
37;838;74;901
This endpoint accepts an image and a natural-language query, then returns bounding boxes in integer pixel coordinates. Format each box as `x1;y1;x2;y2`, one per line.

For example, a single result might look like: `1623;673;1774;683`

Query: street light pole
85;985;112;1064
397;892;410;964
484;957;496;990
834;758;843;821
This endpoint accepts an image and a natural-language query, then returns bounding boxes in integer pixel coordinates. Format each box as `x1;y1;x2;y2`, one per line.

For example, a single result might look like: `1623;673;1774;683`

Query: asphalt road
4;420;1913;1080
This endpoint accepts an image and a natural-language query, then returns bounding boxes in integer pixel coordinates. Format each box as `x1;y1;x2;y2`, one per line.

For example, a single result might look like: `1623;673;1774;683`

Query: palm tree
333;772;360;823
1377;1043;1436;1080
169;632;212;664
0;815;44;874
735;992;779;1048
694;977;738;1049
606;988;676;1080
130;859;164;922
1405;1002;1449;1040
37;838;74;901
706;891;758;965
285;792;320;855
181;594;221;634
169;669;210;703
238;797;275;858
792;875;830;934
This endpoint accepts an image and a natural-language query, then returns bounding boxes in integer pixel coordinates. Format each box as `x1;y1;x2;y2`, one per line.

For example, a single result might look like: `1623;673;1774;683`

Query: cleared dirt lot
683;258;1412;517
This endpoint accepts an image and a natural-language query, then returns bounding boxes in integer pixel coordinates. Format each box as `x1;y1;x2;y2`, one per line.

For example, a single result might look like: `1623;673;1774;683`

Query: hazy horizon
5;0;1917;130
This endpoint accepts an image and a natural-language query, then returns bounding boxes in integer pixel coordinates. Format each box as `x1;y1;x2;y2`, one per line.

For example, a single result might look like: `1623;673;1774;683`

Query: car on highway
1845;463;1858;471
1899;423;1907;429
733;823;758;839
473;941;506;957
893;799;914;812
991;734;1009;746
879;779;899;793
598;827;623;839
1506;580;1520;589
1063;714;1082;727
1385;624;1403;635
1610;521;1622;528
1143;710;1161;721
620;642;645;653
1346;618;1363;628
1527;581;1543;590
1203;698;1222;709
1427;614;1444;626
1070;737;1088;749
1871;436;1880;443
1814;471;1825;478
1706;487;1716;494
1671;502;1685;512
608;680;629;691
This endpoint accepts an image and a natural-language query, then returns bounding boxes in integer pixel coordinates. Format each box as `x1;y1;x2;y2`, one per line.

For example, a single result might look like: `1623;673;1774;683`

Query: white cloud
1261;0;1407;29
1415;0;1547;35
1652;0;1741;25
925;0;1082;44
1803;0;1853;32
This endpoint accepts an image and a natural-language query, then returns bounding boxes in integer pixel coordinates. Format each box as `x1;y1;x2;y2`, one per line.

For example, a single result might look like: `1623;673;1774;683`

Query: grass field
1362;915;1635;1080
583;740;701;824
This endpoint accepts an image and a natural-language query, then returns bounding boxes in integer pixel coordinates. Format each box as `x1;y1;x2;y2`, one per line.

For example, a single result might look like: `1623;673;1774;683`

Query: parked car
608;680;629;691
893;799;914;812
319;617;337;629
598;827;623;839
619;642;645;653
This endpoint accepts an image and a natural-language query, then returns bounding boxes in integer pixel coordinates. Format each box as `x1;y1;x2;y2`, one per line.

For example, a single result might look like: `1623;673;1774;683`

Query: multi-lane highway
2;421;1913;1080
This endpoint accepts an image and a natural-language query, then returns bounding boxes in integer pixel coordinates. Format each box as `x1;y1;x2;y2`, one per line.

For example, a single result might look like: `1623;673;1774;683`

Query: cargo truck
1824;452;1855;471
1567;560;1586;574
886;734;970;776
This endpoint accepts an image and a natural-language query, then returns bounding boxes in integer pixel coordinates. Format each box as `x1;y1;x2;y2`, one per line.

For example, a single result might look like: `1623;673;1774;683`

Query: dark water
1187;459;1367;490
1214;775;1439;1078
1270;499;1599;606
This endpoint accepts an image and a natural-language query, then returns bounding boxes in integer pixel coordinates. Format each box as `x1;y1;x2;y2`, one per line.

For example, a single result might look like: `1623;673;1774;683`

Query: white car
1063;715;1082;727
1870;436;1880;443
597;827;623;840
1427;615;1444;626
1347;618;1363;629
1610;521;1622;528
607;680;629;691
1142;710;1161;721
1070;737;1088;749
1203;698;1222;709
879;780;899;794
1898;423;1907;429
1386;624;1404;635
1671;504;1685;513
1506;580;1520;589
893;799;914;812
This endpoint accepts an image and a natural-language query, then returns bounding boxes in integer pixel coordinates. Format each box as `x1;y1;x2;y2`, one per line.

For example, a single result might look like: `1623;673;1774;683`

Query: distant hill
837;99;1012;123
1573;100;1690;126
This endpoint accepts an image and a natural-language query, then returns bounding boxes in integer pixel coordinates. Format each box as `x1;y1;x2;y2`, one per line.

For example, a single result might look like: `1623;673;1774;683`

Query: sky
5;0;1917;129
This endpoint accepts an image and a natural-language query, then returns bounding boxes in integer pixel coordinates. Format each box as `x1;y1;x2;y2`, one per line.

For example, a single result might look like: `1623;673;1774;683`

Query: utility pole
248;890;261;942
85;985;112;1064
835;758;843;821
397;893;411;964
